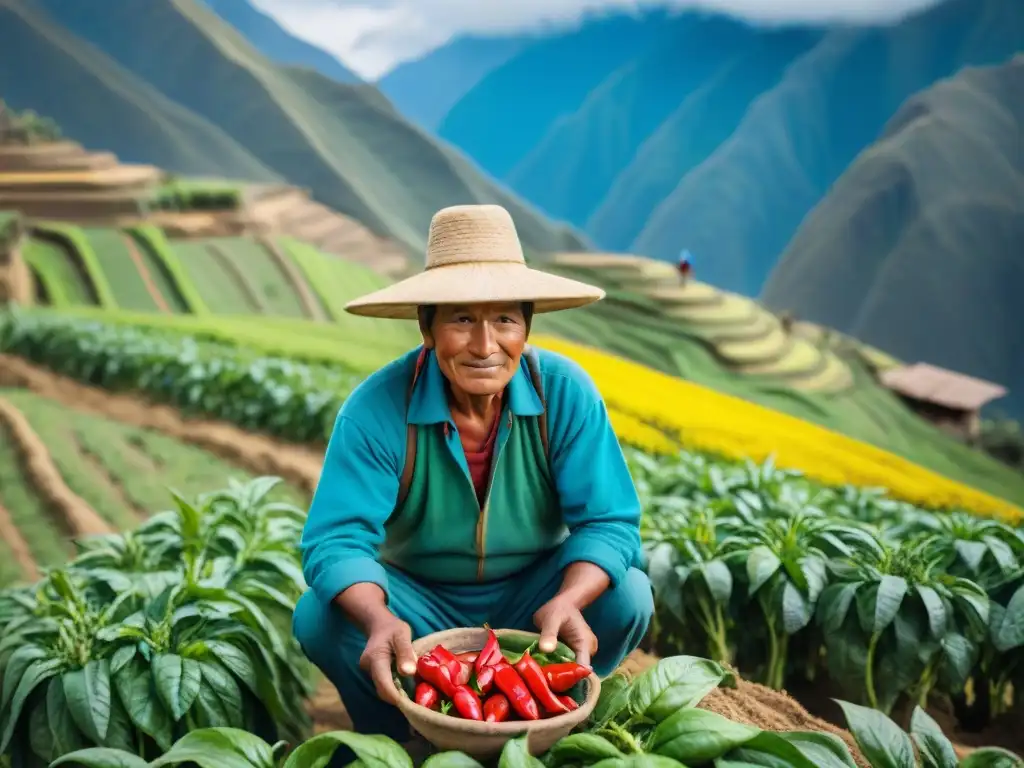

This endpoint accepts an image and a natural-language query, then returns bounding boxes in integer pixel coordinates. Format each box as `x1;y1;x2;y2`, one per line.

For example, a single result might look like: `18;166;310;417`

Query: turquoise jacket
300;345;642;605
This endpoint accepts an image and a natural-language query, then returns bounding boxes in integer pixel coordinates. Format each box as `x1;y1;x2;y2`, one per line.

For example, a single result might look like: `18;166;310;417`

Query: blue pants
292;544;654;742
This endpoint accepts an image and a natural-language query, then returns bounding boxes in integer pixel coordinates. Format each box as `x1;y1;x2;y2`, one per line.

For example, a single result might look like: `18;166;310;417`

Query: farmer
292;204;653;743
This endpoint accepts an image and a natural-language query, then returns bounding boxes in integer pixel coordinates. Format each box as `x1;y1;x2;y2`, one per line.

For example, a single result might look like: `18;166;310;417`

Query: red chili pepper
416;654;456;699
476;665;495;694
557;694;578;712
484;693;510;722
414;682;440;710
542;662;591;693
456;661;472;686
476;628;502;672
456;651;479;664
514;651;568;715
493;662;539;720
451;686;484;721
431;645;465;684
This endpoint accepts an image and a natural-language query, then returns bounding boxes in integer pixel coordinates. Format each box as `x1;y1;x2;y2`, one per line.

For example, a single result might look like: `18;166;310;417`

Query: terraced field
0;384;307;591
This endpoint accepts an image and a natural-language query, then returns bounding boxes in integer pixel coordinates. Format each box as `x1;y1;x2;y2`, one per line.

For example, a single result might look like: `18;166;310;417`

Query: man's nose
468;321;499;357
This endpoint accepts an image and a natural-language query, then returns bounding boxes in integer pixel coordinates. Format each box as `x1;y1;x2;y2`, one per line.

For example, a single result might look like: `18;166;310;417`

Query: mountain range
762;55;1024;419
376;0;1023;296
0;0;584;258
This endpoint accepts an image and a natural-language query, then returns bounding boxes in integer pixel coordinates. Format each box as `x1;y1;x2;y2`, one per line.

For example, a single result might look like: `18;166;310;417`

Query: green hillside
762;55;1024;419
18;0;588;257
0;0;279;180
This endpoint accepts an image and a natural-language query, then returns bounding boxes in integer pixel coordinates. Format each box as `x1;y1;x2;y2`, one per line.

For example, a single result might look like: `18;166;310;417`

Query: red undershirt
461;398;503;505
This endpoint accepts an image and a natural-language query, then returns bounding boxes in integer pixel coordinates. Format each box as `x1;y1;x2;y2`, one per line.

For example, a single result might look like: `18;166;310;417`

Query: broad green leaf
591;673;631;726
114;658;173;751
818;583;858;634
153;653;203;721
909;706;957;768
725;730;821;768
421;753;486;768
780;582;812;634
746;546;781;596
701;560;733;604
197;660;244;727
204;640;259;695
46;676;87;756
648;543;684;620
649;707;760;762
64;660;113;744
915;586;947;640
873;576;908;633
590;757;686;767
628;656;735;722
50;747;150;768
543;733;623;765
835;699;915;768
778;731;858;768
30;696;52;762
957;747;1024;768
283;731;413;768
0;657;62;754
993;583;1024;652
1;644;47;712
150;726;274;768
497;736;544;768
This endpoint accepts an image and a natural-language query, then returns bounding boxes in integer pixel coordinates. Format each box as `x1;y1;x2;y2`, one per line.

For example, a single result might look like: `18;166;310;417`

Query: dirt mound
0;499;39;581
0;395;111;537
0;355;323;494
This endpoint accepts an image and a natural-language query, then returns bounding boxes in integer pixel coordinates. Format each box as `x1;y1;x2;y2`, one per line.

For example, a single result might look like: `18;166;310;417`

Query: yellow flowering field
533;334;1023;523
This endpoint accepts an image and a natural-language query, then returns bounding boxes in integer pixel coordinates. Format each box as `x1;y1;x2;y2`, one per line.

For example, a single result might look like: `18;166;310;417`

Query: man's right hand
358;614;418;705
334;583;419;706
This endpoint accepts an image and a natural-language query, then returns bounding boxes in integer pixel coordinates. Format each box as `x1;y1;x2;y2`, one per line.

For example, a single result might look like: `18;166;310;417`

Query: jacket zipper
475;410;514;581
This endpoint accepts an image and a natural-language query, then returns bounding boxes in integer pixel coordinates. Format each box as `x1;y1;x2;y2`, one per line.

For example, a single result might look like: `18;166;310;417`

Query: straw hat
344;204;605;319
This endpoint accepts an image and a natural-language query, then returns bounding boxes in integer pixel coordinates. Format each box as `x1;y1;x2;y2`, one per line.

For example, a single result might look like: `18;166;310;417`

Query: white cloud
250;0;945;80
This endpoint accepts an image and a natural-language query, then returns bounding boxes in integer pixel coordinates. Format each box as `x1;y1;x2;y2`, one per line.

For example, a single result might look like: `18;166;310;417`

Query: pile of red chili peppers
412;629;592;723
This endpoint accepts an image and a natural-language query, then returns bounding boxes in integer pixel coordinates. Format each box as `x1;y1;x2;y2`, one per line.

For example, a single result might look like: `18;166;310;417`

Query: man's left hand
533;595;598;668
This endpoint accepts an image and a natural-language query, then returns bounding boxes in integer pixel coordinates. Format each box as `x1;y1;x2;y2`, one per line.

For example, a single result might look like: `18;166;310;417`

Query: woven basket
395;627;600;760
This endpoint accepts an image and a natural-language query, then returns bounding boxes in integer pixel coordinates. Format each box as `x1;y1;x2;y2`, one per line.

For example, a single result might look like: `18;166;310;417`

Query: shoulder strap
396;347;427;508
522;345;550;467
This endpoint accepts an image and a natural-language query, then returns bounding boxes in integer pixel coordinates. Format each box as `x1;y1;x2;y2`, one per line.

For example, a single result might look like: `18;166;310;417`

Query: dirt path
259;235;329;322
0;396;112;538
121;233;171;313
0;499;40;582
0;354;324;494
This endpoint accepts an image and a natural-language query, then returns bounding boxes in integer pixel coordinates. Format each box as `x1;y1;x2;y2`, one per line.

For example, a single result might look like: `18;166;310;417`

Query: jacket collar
407;347;545;425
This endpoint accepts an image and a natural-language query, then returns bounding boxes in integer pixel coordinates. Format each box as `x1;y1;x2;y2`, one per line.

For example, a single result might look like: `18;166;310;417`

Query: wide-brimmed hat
344;204;605;319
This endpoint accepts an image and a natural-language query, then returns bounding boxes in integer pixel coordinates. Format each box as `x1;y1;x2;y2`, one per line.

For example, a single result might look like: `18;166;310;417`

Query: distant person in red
677;249;693;280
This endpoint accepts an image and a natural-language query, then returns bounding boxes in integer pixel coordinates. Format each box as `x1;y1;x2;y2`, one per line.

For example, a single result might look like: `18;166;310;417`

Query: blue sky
251;0;945;80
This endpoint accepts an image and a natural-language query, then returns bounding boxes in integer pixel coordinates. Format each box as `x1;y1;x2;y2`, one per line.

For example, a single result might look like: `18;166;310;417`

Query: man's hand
533;594;598;668
359;614;418;705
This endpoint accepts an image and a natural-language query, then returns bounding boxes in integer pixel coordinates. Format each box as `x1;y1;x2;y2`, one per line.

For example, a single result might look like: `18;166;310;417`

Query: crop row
2;475;1019;768
629;449;1024;729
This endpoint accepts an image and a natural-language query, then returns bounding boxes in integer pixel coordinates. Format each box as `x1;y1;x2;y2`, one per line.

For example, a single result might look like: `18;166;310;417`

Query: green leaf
701;560;733;604
915;586;947;640
591;673;631;726
50;747;150;768
873;576;908;633
724;731;821;768
205;640;259;695
993;583;1024;652
196;660;244;727
0;657;62;753
780;582;813;634
498;736;544;768
153;653;203;721
113;657;173;751
777;731;858;768
746;546;781;596
64;659;113;744
1;644;46;712
909;706;957;768
629;656;735;722
835;699;915;768
649;707;760;762
421;753;486;768
957;747;1024;768
282;731;413;768
590;758;686;767
543;733;623;765
149;727;274;768
648;543;684;620
46;676;87;757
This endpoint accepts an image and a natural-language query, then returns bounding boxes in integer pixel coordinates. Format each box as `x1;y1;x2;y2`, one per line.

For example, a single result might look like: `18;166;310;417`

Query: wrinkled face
423;302;529;396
